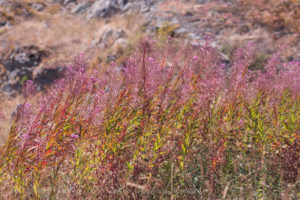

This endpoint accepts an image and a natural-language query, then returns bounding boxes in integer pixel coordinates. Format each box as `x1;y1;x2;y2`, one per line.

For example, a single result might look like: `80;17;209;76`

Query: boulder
113;38;128;47
55;0;77;6
1;46;48;71
33;66;64;89
0;46;63;96
63;0;77;6
87;0;128;19
72;2;92;14
93;28;126;48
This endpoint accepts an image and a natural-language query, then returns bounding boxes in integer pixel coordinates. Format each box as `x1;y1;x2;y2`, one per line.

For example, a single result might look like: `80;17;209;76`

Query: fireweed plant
0;39;299;199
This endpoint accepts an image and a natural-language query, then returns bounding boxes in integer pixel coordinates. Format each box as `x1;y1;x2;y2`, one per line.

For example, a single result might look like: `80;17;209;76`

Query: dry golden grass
0;10;145;66
157;0;198;16
0;95;24;147
0;7;146;144
1;15;103;63
0;90;48;147
238;0;300;32
0;0;147;72
87;12;147;69
219;27;300;61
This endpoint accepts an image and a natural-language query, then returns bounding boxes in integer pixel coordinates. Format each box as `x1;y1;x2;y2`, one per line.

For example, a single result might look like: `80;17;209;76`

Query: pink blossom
192;56;199;60
71;134;79;139
148;57;154;61
23;80;37;98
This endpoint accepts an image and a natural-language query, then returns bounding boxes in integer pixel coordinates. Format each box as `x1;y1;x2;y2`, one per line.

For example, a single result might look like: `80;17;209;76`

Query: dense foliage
0;39;299;199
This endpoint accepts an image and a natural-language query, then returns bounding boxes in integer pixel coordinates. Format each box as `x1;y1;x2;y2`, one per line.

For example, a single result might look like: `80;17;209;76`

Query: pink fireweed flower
288;60;300;66
279;62;300;98
17;103;33;120
20;133;30;149
21;133;29;141
90;76;96;84
204;35;212;40
148;57;154;61
238;119;244;127
23;80;37;98
71;134;79;139
74;52;88;71
79;67;85;73
24;103;32;109
265;53;280;76
0;110;4;120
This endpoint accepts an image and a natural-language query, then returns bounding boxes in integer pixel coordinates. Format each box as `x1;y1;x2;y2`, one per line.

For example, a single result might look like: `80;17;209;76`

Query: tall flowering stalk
0;39;299;199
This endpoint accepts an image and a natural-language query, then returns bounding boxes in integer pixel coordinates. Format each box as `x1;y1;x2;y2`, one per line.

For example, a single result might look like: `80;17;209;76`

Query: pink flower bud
148;57;154;61
71;134;79;139
23;80;37;98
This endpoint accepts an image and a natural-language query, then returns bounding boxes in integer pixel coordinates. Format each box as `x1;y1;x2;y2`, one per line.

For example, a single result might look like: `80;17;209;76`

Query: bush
0;39;299;199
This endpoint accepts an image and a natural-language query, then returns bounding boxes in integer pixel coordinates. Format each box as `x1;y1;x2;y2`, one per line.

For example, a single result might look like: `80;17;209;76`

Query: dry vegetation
0;40;299;199
0;0;299;199
0;95;23;146
0;1;147;142
0;11;145;67
238;0;300;32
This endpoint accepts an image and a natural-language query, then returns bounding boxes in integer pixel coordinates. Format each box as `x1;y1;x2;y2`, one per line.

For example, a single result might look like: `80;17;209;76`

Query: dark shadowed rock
106;54;117;63
1;46;48;71
33;66;64;89
63;0;77;6
55;0;77;6
0;10;14;27
0;46;63;96
31;3;46;11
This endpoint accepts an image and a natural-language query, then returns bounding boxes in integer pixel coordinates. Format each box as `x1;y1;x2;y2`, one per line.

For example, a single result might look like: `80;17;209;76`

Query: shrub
0;39;299;199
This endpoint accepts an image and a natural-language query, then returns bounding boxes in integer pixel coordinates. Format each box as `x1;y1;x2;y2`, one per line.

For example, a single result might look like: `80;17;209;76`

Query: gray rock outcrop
0;46;63;96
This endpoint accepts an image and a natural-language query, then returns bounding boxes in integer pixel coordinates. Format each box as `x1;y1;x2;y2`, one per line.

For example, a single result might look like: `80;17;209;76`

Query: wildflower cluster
0;39;299;199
